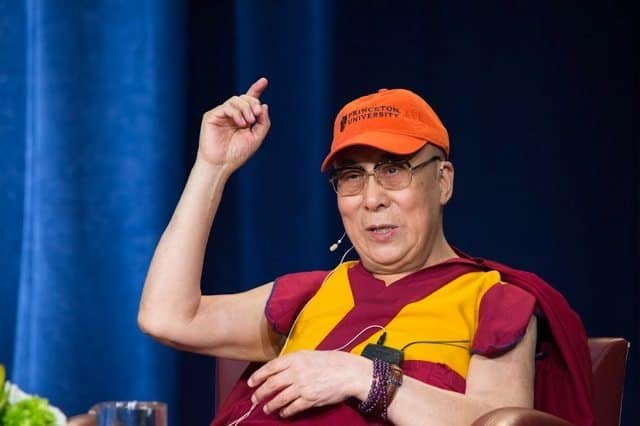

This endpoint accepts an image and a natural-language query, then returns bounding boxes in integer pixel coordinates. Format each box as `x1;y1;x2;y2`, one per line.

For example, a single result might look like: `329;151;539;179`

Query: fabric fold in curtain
221;0;338;289
4;1;187;420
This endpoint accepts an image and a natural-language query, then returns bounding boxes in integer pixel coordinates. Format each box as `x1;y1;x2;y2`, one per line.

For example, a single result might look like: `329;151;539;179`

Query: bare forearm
138;158;230;333
346;359;493;426
385;376;493;426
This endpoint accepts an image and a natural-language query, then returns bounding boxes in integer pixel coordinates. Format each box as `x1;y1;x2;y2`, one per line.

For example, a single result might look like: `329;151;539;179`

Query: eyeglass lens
333;162;412;195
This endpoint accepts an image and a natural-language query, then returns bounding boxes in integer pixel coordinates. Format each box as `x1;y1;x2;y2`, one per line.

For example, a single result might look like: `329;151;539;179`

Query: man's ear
439;161;454;205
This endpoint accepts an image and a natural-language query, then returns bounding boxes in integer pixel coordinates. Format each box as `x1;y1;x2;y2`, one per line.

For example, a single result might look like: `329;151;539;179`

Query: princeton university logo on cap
339;105;401;132
321;88;450;171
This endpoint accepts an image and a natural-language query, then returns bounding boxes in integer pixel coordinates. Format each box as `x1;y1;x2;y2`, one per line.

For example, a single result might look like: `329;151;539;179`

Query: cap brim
320;131;427;171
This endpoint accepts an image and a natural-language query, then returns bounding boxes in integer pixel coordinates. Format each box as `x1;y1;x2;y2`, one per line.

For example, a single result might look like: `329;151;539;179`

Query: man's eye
380;164;403;176
340;171;363;181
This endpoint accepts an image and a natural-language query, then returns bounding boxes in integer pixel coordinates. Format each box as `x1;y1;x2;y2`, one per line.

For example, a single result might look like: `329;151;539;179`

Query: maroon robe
211;254;593;425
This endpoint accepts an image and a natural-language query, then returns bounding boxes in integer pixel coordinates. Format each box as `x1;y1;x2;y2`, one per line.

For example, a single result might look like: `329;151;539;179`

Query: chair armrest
66;413;97;426
472;407;572;426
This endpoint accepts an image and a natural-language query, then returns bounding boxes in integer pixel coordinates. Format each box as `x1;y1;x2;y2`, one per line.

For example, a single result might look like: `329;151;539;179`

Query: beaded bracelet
358;359;403;421
358;358;388;415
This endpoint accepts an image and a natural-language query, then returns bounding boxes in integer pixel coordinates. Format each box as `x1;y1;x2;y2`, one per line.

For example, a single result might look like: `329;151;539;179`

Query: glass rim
90;401;167;412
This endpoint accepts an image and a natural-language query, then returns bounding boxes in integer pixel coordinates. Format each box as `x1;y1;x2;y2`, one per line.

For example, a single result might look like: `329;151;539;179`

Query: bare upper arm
465;316;537;409
152;282;282;361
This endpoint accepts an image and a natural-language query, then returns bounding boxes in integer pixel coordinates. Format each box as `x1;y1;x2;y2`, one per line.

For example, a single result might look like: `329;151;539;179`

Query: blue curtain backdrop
1;1;637;425
0;0;187;423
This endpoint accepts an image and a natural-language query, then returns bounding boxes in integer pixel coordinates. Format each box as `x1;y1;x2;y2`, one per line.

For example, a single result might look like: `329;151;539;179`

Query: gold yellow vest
281;261;502;379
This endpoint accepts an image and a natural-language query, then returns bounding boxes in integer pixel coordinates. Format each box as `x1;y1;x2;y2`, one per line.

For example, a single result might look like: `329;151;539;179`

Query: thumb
251;104;271;141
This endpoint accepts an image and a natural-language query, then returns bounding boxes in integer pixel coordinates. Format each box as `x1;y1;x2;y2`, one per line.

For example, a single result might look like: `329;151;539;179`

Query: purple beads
358;358;395;420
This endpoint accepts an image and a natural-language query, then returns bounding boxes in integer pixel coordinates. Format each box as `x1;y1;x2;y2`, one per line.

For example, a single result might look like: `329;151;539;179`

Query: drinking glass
90;401;167;426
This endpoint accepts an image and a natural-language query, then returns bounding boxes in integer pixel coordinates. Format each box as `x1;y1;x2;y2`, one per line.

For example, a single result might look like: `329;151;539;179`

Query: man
137;78;593;425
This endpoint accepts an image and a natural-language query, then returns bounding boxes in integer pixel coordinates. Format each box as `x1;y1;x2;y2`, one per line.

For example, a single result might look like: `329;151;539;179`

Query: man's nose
362;174;390;211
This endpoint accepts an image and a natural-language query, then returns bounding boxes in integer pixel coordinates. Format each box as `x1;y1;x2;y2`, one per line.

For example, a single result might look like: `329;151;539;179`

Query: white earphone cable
226;244;358;426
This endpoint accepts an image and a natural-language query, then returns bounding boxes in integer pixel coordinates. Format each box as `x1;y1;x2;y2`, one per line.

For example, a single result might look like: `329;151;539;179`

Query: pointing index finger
246;77;268;99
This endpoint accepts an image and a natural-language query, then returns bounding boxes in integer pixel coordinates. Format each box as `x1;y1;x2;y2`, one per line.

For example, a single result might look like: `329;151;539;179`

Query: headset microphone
329;232;346;252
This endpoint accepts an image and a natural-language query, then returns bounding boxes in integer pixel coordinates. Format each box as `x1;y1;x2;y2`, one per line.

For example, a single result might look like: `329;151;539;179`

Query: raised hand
197;77;271;175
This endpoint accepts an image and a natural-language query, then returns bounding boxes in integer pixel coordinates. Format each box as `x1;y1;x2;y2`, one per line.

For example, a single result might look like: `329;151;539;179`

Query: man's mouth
366;225;397;234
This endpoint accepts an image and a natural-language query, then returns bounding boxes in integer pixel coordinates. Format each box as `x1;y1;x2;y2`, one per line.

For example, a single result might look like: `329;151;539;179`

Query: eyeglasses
329;155;442;196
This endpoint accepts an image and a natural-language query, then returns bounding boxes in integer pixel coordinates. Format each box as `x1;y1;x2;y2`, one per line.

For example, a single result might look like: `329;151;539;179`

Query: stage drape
1;1;187;423
1;1;636;425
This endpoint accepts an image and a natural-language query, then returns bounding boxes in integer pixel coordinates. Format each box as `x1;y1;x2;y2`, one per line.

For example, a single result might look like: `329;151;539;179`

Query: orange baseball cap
321;88;449;171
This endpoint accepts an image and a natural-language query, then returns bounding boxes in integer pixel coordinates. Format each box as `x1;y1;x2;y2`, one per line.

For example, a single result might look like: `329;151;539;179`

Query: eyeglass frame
329;155;443;196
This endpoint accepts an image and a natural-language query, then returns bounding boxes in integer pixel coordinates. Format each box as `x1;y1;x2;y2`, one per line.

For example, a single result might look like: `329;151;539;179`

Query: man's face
334;145;450;277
